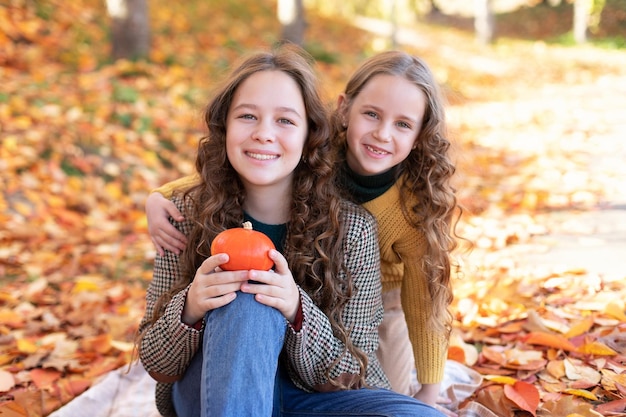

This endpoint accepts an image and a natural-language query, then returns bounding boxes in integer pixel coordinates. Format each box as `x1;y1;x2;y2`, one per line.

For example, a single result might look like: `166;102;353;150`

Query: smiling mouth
365;145;389;155
246;152;278;160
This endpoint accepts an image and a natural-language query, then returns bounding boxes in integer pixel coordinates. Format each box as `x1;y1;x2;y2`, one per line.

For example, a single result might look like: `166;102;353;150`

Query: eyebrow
232;103;304;120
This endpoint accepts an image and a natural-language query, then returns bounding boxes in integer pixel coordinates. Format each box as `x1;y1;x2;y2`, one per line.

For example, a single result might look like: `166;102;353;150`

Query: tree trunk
573;0;590;43
107;0;150;61
278;0;306;45
474;0;495;44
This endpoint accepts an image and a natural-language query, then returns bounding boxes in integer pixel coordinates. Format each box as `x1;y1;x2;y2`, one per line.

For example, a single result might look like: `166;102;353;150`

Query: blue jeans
273;366;445;417
172;292;444;417
172;292;286;417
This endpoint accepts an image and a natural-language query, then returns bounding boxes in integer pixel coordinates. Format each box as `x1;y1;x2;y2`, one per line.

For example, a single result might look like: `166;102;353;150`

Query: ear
336;94;348;125
337;94;348;113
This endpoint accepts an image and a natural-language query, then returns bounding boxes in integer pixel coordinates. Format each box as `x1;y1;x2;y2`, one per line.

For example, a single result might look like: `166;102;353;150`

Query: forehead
352;74;426;115
232;70;304;107
357;74;422;99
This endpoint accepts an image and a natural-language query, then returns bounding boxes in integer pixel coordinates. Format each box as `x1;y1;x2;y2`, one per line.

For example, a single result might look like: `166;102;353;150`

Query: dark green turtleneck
243;213;287;252
338;162;399;204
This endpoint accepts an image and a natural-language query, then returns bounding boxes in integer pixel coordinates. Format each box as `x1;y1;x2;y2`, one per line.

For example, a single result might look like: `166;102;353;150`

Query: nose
252;124;275;143
374;123;392;143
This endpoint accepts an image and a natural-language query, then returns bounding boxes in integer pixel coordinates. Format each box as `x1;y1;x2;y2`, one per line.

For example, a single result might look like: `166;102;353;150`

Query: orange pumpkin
210;221;275;271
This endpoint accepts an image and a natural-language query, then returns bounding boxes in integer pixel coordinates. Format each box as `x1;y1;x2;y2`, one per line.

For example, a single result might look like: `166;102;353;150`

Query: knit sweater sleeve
395;220;447;384
152;174;199;198
363;183;447;385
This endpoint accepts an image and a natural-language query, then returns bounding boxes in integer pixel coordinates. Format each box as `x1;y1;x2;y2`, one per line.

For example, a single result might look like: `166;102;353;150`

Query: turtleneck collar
338;162;399;204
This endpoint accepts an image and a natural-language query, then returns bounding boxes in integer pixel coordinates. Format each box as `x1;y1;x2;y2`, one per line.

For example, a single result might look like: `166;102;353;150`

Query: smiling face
340;73;427;176
226;70;307;196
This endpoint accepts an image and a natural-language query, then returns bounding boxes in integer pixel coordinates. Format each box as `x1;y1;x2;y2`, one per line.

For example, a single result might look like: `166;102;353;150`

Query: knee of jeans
208;292;284;325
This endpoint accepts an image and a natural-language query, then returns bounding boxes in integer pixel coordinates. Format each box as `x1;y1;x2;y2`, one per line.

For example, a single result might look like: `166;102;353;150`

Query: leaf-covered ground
1;0;625;416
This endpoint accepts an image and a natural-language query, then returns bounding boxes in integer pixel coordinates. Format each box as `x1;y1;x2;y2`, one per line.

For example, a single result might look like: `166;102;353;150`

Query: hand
182;254;249;325
146;192;187;255
240;249;300;323
414;383;458;417
434;398;458;417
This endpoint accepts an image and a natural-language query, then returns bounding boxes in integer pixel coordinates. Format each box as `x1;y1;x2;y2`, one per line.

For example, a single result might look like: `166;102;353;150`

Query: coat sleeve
138;195;202;379
283;205;385;391
152;174;200;198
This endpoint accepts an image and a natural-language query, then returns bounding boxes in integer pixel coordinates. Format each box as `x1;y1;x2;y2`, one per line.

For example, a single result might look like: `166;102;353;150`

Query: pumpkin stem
242;221;253;230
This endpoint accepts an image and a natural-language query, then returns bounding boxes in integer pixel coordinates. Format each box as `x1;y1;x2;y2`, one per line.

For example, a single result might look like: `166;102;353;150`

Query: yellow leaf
577;341;618;356
604;301;626;321
72;278;101;293
484;375;517;385
17;338;38;354
564;316;595;338
563;388;598;401
110;340;134;352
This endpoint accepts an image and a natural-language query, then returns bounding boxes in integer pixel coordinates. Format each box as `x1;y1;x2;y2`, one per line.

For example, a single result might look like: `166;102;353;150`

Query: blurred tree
278;0;306;45
541;0;606;43
474;0;494;44
574;0;592;42
106;0;150;61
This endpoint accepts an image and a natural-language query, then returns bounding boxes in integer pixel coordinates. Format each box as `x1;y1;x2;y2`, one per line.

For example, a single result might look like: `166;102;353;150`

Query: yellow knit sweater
153;175;446;384
361;180;446;384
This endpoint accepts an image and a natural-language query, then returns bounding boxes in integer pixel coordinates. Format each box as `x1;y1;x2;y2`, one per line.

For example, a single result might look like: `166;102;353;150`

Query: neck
242;183;291;225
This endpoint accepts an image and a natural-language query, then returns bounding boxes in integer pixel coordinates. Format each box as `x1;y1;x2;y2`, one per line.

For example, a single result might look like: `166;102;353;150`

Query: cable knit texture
361;179;446;384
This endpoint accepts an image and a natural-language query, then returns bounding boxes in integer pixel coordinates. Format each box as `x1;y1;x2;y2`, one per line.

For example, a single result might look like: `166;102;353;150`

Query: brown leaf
595;397;626;414
475;385;516;417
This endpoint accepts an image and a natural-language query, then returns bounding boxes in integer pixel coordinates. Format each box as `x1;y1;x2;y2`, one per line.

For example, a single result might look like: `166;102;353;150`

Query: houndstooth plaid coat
138;195;390;416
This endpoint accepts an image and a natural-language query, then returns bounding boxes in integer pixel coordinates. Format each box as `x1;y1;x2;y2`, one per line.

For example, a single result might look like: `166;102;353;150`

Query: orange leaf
0;401;28;417
81;333;112;354
447;345;465;363
0;309;24;328
30;368;62;390
503;381;540;417
523;331;576;351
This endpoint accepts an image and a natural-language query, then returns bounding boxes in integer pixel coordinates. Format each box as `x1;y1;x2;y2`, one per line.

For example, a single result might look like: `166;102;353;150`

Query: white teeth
247;152;278;160
366;145;388;155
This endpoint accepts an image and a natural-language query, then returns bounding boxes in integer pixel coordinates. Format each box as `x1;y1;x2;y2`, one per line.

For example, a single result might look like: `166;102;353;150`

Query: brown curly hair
147;43;370;388
330;50;461;337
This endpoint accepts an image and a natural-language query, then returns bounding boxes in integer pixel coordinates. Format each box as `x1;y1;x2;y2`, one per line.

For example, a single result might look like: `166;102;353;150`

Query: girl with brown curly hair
137;44;445;417
330;51;461;414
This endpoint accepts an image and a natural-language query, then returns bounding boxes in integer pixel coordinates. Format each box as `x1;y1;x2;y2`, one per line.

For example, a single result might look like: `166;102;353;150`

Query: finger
199;254;229;274
155;236;181;255
160;232;186;252
163;223;187;244
164;200;184;222
151;237;165;257
241;269;277;286
268;249;288;274
434;404;457;417
205;292;237;310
